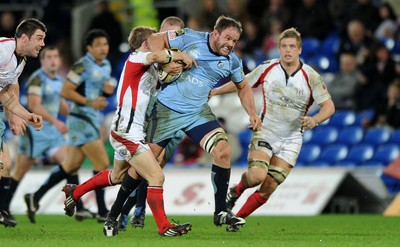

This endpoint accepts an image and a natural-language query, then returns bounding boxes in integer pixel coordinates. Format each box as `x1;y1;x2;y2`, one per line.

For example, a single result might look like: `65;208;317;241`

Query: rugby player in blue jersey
144;15;262;228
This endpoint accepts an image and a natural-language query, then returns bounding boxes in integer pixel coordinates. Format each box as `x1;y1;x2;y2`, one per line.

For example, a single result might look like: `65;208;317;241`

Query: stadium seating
300;38;320;61
364;144;400;166
313;144;348;166
297;144;321;166
339;144;374;166
309;126;338;146
326;110;356;128
361;128;391;146
335;126;364;147
388;128;400;145
354;109;374;126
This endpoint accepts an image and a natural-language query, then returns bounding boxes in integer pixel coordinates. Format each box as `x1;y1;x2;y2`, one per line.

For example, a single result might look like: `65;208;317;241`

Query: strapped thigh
267;165;290;185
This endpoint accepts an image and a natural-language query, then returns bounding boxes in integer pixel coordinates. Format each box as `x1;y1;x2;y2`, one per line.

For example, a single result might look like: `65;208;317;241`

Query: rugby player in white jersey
0;18;45;227
211;27;335;232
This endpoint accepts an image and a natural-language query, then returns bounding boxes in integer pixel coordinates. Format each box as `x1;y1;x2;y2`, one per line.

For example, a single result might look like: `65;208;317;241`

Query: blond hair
278;27;302;47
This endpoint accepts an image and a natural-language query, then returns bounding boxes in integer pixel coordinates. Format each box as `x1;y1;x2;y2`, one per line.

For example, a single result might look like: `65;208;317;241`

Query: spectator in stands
292;0;334;40
343;0;381;37
0;11;17;38
328;53;363;109
362;79;400;129
337;19;378;66
236;19;264;58
187;0;222;32
260;0;291;34
88;0;123;68
374;2;398;41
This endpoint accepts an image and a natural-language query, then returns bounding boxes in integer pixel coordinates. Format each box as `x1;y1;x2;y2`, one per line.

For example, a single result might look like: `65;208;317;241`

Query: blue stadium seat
300;38;320;60
367;144;400;165
297;144;321;166
309;126;338;146
335;126;364;147
354;109;374;126
320;36;340;56
314;144;348;166
361;128;391;146
327;110;356;128
303;130;313;144
388;128;400;145
341;144;374;165
236;128;252;165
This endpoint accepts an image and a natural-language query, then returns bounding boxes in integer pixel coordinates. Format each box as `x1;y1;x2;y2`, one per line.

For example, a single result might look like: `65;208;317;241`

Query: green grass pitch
1;215;399;247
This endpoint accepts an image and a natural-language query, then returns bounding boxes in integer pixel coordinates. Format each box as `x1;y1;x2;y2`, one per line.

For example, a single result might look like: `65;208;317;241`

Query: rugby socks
93;170;108;215
211;164;231;213
72;170;111;200
66;174;84;211
134;180;148;216
34;165;68;201
120;190;137;215
236;191;268;219
108;173;141;219
234;180;246;197
147;186;170;233
0;177;11;211
4;178;19;213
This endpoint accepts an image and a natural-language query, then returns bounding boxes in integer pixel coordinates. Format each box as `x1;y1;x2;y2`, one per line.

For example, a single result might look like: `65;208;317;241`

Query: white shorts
109;130;150;162
251;128;302;166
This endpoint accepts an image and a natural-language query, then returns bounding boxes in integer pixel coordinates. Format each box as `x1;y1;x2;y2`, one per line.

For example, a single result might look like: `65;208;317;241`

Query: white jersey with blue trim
157;28;245;113
0;38;26;91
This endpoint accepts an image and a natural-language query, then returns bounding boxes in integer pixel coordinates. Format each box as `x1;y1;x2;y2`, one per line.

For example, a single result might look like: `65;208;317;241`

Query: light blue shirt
158;28;244;113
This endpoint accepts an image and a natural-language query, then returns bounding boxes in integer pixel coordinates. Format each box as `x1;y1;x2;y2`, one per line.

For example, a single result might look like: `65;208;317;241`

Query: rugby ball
158;65;182;84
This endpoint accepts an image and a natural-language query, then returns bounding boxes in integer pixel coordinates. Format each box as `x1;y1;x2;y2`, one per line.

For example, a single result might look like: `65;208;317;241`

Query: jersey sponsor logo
217;61;224;68
258;141;272;150
181;73;204;87
187;49;200;59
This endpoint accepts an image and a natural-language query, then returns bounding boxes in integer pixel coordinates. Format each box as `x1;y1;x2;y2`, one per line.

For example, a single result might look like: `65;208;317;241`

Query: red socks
234;180;246;196
146;186;170;233
72;170;112;200
236;191;268;219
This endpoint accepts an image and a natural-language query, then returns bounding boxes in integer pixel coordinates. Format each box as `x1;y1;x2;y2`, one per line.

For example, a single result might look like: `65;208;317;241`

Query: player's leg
0;144;17;227
81;139;110;222
236;156;292;219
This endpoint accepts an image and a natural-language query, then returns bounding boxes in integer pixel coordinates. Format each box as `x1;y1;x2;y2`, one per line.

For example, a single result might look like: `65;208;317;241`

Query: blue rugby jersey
25;68;63;127
157;28;245;113
66;52;111;122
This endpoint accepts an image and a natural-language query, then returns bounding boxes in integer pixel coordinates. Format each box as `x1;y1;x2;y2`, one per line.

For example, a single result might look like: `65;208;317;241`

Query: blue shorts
146;101;220;147
18;123;66;158
163;130;185;162
67;113;101;146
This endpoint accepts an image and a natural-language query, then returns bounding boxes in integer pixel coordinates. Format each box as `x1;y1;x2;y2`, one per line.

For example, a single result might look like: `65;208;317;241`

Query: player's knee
147;171;165;186
212;141;231;162
267;165;289;185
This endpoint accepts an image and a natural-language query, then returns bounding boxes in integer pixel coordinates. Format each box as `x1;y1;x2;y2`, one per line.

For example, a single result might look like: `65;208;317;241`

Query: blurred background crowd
1;0;400;186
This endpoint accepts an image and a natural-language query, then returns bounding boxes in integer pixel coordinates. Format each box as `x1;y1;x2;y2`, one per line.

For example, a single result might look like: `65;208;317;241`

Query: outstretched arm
236;78;261;131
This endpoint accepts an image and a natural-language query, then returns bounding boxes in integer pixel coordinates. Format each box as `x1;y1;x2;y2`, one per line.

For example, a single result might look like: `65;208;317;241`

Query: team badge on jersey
169;29;185;40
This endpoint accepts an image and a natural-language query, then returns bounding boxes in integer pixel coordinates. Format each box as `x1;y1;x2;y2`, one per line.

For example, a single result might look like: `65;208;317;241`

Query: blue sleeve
230;53;245;83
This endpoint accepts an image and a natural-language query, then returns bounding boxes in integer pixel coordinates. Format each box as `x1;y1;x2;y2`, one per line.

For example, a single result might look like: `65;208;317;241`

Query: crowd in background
1;0;400;166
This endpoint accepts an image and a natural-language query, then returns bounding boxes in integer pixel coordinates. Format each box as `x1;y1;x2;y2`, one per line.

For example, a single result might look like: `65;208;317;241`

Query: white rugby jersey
246;59;331;138
0;38;26;91
111;51;158;140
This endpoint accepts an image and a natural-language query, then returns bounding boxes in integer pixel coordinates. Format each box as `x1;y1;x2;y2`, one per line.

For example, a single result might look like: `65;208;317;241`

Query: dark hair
85;29;109;46
15;18;47;38
127;26;157;51
39;45;58;60
160;16;184;30
213;15;242;35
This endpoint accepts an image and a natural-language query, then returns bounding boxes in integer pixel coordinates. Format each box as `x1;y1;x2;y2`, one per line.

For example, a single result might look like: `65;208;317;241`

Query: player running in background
144;15;261;228
211;28;335;232
28;29;115;223
0;18;45;227
3;46;92;224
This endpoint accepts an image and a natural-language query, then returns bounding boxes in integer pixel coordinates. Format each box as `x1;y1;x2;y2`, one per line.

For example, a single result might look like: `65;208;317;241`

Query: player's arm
146;50;196;70
235;78;261;131
210;81;237;97
146;32;170;52
312;99;335;126
0;85;42;130
61;79;108;110
59;98;70;117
